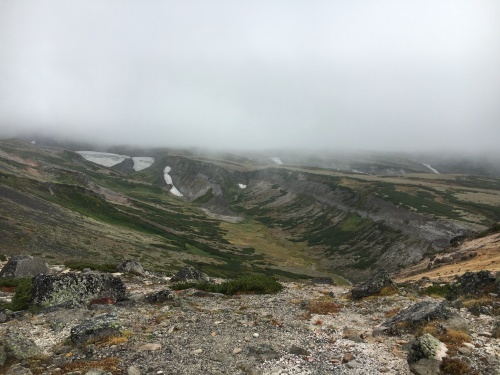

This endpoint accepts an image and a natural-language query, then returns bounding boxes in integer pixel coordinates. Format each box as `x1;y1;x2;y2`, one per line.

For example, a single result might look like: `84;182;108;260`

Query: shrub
307;301;344;315
440;357;478;375
8;278;33;311
171;274;283;295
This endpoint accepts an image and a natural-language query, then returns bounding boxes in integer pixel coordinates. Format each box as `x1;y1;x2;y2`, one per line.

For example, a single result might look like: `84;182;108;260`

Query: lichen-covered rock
145;289;176;303
6;364;33;375
0;343;6;367
351;269;397;300
70;313;121;344
1;329;42;361
408;333;447;375
170;266;210;283
117;260;144;276
0;255;49;278
0;307;9;323
378;301;453;335
31;272;126;309
446;270;498;301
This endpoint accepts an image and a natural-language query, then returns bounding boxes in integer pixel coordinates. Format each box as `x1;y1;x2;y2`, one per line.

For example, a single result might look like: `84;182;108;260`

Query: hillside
1;138;500;282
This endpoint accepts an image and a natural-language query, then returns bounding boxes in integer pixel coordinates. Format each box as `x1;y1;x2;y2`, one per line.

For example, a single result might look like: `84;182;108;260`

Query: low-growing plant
419;283;451;298
171;274;283;295
307;301;344;315
378;285;399;297
0;278;33;311
440;357;478;375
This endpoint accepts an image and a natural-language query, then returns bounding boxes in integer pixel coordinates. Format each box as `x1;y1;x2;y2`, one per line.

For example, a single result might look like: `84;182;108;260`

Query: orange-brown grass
58;357;121;375
440;357;479;375
378;286;399;296
307;301;344;315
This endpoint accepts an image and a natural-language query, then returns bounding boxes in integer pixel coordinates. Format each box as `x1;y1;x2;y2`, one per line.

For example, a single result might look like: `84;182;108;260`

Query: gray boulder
0;255;49;278
117;259;144;276
378;301;453;335
1;329;42;362
351;269;397;300
170;266;210;283
70;313;121;345
31;272;126;309
407;333;447;375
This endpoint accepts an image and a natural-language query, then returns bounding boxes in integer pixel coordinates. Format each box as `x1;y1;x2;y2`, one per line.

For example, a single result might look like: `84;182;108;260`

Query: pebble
253;333;260;338
233;348;243;354
191;349;203;354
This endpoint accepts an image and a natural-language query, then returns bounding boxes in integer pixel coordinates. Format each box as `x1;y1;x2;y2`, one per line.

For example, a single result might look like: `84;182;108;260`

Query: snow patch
77;151;130;167
271;157;283;165
163;166;183;197
132;157;155;171
238;184;247;189
422;163;440;174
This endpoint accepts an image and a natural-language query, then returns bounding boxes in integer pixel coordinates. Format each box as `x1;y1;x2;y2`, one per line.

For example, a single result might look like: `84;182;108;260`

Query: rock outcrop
0;255;49;278
170;266;210;283
351;269;397;300
378;301;453;335
31;272;126;309
446;270;498;301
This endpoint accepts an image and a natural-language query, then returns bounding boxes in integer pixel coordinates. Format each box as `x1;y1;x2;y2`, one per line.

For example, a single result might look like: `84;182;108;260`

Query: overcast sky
0;0;499;152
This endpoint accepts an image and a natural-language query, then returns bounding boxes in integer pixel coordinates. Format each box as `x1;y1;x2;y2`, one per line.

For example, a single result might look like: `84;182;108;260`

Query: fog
0;0;499;152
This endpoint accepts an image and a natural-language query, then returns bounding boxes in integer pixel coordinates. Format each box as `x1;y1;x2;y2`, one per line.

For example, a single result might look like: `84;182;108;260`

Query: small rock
289;345;310;356
70;313;121;345
191;349;203;354
253;333;259;338
342;327;364;343
458;346;472;355
342;353;354;363
127;366;141;375
117;260;144;276
346;360;361;369
137;343;161;352
233;348;242;354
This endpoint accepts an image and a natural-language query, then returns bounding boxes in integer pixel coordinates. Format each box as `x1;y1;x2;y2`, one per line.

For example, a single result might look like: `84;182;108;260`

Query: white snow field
238;184;247;189
163;166;183;197
271;157;283;165
76;151;130;167
132;157;155;171
422;163;440;174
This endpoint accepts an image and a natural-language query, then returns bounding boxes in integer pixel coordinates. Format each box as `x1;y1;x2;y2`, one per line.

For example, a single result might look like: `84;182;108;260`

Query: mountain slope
1;138;499;282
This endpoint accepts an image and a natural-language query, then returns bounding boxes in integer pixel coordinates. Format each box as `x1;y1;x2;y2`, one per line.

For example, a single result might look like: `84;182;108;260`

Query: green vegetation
419;283;451;298
171;274;283;295
0;278;33;311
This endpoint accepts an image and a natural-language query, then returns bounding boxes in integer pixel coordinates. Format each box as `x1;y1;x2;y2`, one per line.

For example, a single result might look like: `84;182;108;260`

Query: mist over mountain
1;1;499;153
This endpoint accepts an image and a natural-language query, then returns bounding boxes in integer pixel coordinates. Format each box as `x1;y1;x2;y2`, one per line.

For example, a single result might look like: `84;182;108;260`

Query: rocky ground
1;266;499;375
